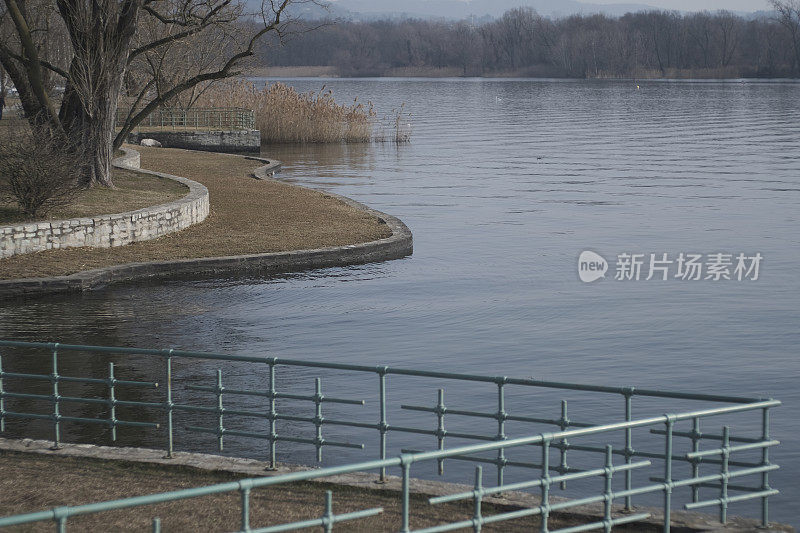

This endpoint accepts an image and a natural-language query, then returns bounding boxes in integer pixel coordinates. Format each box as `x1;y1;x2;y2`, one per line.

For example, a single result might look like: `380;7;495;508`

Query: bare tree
770;0;800;73
0;0;318;187
451;21;479;76
687;12;714;68
715;11;740;68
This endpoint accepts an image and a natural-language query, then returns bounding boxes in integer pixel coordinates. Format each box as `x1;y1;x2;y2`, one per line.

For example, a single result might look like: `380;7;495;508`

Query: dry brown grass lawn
0;451;556;532
0;146;391;280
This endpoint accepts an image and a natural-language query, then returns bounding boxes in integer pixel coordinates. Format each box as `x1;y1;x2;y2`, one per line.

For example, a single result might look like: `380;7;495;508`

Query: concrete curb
0;438;789;532
0;148;412;299
247;156;282;178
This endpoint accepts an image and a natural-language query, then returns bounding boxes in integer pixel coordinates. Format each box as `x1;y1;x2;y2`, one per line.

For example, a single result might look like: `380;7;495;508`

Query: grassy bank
0;169;187;225
0;451;569;532
0;147;391;280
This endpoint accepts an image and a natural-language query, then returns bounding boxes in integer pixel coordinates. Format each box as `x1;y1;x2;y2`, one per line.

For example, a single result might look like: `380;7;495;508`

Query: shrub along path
0;168;187;225
0;147;391;280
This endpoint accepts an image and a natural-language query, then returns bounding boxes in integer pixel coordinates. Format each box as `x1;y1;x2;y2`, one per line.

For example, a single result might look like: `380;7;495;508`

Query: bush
0;127;83;219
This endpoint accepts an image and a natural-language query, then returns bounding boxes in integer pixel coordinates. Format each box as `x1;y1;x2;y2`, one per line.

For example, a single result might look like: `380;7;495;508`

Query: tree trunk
53;0;140;187
79;114;116;188
58;90;118;187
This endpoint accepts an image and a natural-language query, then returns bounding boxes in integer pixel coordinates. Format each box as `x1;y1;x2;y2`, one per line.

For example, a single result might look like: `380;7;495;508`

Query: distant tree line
258;3;800;78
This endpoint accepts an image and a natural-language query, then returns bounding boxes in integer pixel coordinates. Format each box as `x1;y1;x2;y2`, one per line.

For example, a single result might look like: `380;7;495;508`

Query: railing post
623;389;634;511
761;406;771;528
51;344;61;449
663;416;675;533
216;369;225;452
690;417;701;504
314;378;324;462
0;355;5;432
559;400;569;489
164;351;174;458
436;388;446;475
400;454;412;533
323;490;334;533
720;426;730;524
151;517;161;533
108;363;117;442
472;466;483;533
378;368;388;482
540;439;551;533
496;379;507;487
53;507;68;533
603;444;614;533
267;361;278;470
241;486;251;532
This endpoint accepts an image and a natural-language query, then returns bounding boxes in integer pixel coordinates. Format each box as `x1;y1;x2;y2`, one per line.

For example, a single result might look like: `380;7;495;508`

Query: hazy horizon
588;0;770;11
327;0;775;14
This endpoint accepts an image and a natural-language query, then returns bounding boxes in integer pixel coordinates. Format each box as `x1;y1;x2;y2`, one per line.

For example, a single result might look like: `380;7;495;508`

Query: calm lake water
1;79;798;525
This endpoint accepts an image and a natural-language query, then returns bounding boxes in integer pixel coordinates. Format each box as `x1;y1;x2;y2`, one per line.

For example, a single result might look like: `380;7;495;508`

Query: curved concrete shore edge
0;148;413;299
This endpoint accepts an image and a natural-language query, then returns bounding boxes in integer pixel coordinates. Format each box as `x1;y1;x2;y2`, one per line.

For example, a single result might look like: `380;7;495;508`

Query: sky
590;0;771;10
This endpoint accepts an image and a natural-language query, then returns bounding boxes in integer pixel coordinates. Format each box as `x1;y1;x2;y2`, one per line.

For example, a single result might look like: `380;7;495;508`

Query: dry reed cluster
196;81;379;144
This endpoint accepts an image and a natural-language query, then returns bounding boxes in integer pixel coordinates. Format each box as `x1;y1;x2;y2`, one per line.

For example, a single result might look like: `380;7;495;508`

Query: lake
1;78;798;525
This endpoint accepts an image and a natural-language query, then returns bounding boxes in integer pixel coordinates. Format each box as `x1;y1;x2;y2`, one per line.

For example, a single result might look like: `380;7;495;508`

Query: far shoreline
247;66;800;82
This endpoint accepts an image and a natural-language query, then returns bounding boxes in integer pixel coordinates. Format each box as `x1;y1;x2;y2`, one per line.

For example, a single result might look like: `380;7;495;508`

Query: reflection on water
1;79;799;525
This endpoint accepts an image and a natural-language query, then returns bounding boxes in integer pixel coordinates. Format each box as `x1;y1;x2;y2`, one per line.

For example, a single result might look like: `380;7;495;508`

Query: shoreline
0;148;412;299
247;67;800;81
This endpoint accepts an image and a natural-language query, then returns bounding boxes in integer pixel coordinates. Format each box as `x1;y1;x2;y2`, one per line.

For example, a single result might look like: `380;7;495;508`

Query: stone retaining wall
0;148;209;259
128;130;261;153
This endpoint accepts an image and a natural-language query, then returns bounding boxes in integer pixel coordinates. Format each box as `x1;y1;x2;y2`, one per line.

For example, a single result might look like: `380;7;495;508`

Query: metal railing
0;340;781;532
116;107;256;131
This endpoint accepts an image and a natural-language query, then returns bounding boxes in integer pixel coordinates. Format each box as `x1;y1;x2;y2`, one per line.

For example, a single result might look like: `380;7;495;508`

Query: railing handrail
0;340;781;531
114;106;256;131
0;398;780;528
0;340;769;404
117;106;253;112
0;400;781;527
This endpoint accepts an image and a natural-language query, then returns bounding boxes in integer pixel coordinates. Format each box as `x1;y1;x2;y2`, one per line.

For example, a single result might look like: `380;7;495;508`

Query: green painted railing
0;340;781;532
116;107;256;131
